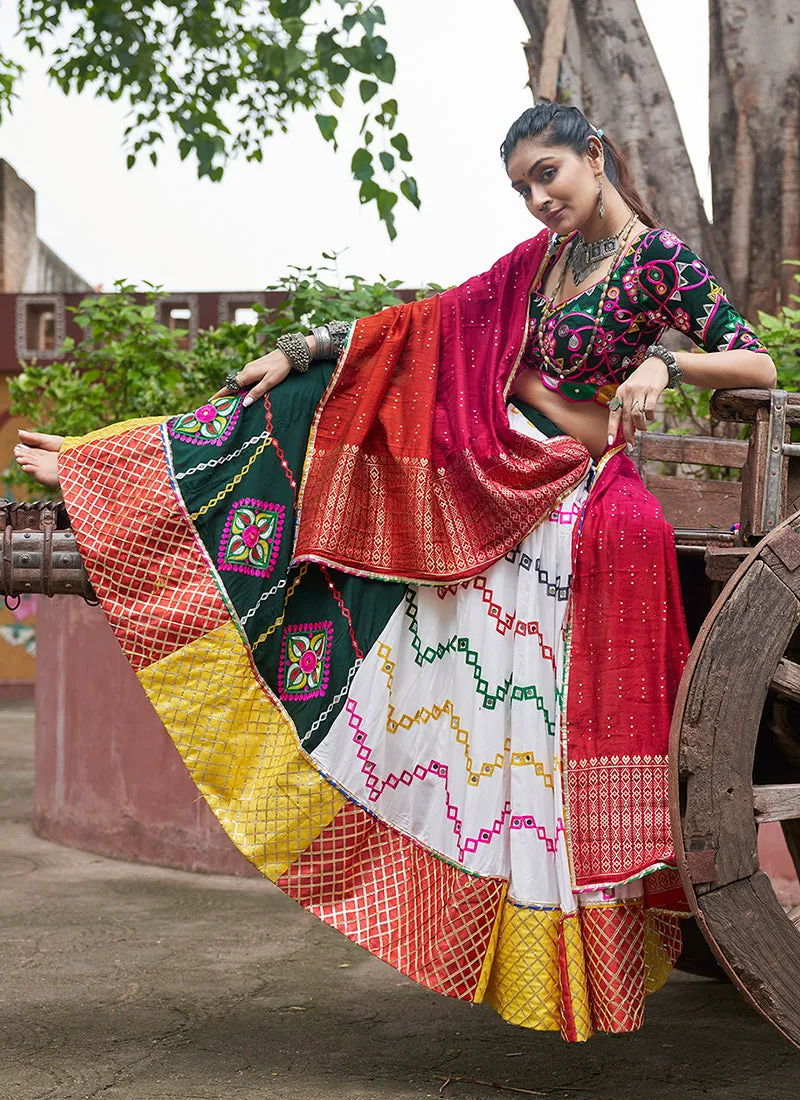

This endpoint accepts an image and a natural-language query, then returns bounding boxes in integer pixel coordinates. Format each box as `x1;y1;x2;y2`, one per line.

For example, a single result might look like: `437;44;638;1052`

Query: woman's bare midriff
512;369;612;462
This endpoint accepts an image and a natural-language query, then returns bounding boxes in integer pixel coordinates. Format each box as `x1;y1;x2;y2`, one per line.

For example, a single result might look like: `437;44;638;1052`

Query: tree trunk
710;0;800;316
537;0;570;99
513;0;730;288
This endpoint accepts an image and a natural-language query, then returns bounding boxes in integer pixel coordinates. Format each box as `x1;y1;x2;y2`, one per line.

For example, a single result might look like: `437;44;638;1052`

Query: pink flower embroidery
217;498;285;577
278;621;334;700
169;395;242;446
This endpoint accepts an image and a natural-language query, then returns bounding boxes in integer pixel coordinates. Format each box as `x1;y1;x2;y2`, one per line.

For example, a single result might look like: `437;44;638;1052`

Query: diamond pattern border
60;422;230;671
276;798;506;1000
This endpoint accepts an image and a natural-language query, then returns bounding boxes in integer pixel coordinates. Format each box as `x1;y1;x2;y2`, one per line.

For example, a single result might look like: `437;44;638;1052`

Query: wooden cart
3;388;800;1045
640;388;800;1049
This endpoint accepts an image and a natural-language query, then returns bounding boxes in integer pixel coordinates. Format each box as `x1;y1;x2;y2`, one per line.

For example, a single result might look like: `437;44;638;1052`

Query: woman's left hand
606;357;670;448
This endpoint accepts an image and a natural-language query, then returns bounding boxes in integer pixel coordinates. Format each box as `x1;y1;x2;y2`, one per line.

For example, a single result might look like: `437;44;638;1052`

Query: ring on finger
224;372;244;393
608;395;623;411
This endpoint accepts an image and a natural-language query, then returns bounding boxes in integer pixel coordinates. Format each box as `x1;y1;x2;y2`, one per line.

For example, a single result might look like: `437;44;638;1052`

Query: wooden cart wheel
671;508;800;1048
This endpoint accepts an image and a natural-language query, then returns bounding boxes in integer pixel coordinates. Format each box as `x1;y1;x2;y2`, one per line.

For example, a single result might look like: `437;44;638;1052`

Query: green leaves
390;132;412;161
0;50;24;122
315;113;338;147
6;280;195;495
400;175;420;209
754;269;800;389
351;147;374;181
7;0;420;241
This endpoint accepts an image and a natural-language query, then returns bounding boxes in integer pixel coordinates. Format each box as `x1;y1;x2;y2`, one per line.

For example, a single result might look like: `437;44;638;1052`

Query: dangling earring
598;177;605;219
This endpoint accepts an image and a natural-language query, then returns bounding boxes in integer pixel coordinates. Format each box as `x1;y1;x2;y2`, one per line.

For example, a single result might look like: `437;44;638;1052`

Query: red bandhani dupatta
293;232;590;583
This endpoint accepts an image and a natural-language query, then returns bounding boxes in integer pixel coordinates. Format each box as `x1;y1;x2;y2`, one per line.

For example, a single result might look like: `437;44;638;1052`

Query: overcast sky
0;0;709;292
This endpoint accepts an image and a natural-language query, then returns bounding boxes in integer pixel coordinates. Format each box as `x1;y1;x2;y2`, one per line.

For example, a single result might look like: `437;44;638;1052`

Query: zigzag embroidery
403;591;558;720
345;696;562;861
503;548;573;601
376;642;554;789
176;431;270;480
435;572;569;630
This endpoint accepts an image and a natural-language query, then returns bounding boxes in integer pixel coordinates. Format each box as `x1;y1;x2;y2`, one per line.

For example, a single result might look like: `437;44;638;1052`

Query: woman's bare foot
14;429;65;490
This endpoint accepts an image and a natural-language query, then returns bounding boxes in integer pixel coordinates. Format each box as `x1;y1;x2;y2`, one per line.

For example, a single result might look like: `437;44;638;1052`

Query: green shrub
4;262;412;496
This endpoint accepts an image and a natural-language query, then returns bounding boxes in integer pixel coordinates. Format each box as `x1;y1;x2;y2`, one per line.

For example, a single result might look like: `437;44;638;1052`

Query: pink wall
34;596;257;877
759;823;800;905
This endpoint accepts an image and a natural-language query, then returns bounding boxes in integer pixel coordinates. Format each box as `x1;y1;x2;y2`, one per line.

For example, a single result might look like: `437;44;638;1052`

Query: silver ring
224;372;243;393
608;396;623;411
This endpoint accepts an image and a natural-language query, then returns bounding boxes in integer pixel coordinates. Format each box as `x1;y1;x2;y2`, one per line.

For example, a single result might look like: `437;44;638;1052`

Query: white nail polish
607;435;614;447
242;396;253;408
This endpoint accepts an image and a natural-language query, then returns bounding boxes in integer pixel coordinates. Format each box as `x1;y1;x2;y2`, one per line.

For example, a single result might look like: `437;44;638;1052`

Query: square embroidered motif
278;621;333;700
217;498;285;578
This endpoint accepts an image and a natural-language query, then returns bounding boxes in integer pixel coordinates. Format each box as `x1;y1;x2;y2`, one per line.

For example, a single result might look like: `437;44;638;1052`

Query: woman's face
505;137;603;235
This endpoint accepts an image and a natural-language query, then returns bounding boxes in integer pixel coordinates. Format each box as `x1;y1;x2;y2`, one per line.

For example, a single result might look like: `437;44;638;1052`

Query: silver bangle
328;320;351;360
308;320;352;363
646;343;683;389
276;332;312;374
309;325;332;361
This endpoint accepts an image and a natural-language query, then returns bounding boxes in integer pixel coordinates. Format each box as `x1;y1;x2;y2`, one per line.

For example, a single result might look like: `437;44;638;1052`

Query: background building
0;159;270;698
0;159;93;699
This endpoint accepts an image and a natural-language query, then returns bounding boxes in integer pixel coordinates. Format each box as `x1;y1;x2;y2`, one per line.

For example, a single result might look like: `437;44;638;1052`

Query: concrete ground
1;703;797;1100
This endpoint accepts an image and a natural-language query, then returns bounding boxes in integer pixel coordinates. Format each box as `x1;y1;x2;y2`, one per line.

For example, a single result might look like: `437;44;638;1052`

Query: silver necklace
571;223;631;285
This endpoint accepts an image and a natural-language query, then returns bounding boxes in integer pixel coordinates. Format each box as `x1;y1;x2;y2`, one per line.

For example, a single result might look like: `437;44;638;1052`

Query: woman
15;103;776;1041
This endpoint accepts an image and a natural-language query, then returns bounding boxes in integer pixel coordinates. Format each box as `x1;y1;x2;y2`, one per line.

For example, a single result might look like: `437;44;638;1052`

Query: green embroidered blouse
522;227;768;406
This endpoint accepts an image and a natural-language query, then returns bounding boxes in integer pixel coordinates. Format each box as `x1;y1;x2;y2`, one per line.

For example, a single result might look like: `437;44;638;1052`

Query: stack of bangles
224;320;351;393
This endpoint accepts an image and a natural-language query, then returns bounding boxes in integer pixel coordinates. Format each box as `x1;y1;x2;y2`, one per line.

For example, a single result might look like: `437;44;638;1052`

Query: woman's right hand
211;347;294;406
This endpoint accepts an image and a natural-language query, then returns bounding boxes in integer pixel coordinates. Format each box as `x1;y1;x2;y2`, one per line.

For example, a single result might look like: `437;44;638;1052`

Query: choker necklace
571;220;633;285
536;212;637;379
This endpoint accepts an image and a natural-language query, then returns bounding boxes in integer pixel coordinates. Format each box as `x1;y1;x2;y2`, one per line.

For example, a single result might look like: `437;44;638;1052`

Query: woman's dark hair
500;103;657;228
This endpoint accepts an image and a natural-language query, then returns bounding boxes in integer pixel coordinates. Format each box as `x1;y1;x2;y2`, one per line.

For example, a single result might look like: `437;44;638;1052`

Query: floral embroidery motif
168;396;242;446
278;621;333;700
218;498;285;577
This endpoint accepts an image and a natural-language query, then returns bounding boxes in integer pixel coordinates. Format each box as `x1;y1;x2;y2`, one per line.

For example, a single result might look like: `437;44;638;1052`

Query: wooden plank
705;545;751;583
646;475;741;531
739;412;769;539
697;871;800;1048
711;388;800;424
636;432;749;467
753;784;800;823
678;560;800;890
771;657;800;704
762;524;800;600
786;457;800;518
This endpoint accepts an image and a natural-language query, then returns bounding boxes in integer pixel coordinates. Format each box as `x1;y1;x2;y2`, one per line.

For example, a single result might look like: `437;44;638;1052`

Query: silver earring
598;178;605;219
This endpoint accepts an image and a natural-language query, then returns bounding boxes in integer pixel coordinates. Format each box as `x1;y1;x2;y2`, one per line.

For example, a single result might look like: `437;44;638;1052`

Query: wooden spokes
753;785;800;824
771;658;800;705
671;510;800;1049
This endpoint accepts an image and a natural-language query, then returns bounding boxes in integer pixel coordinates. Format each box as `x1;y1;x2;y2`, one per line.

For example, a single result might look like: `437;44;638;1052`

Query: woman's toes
14;445;60;489
17;429;64;452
